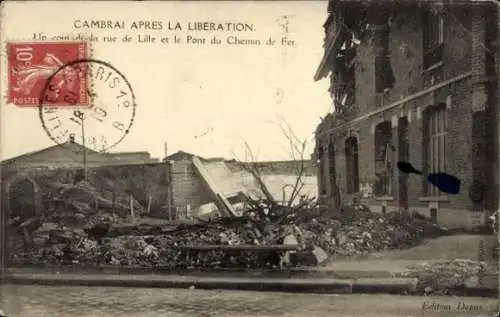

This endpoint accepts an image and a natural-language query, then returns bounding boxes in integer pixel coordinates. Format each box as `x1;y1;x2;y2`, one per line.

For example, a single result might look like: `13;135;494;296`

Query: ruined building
314;0;499;229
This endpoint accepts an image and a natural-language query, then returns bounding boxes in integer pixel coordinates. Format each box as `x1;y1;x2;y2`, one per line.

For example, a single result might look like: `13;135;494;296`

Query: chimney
164;142;168;160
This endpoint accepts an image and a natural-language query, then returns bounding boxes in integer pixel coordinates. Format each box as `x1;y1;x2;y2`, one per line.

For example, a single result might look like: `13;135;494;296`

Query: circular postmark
39;58;136;153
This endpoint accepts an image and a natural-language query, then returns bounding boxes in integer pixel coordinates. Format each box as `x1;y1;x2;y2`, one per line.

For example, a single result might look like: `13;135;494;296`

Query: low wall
261;175;318;203
3;160;320;221
2;163;171;216
226;160;317;177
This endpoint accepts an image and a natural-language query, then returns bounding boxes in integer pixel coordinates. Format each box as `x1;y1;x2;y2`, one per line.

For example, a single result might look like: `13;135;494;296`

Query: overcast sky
1;1;331;162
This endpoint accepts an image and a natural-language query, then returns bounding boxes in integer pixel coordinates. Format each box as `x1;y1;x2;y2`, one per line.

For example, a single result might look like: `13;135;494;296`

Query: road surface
0;285;497;317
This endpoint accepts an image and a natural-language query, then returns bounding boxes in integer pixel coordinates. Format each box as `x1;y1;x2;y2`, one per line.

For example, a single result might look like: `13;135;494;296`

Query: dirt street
1;285;497;317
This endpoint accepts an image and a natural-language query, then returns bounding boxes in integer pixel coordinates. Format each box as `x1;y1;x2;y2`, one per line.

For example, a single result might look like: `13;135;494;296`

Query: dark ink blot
397;161;422;175
427;173;461;195
397;161;461;195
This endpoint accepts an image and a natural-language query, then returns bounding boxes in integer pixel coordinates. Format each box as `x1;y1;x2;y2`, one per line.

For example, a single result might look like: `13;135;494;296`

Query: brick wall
106;152;159;165
226;160;317;176
169;159;317;214
169;160;213;213
316;2;498;229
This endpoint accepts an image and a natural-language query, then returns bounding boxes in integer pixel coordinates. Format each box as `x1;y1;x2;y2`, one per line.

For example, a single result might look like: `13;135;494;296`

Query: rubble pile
8;199;447;269
398;259;498;295
18;219;275;269
5;168;447;269
290;205;444;259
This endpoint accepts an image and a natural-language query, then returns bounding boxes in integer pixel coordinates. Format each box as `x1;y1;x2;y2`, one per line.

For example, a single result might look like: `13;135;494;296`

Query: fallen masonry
4;169;497;297
398;259;499;296
6;182;450;270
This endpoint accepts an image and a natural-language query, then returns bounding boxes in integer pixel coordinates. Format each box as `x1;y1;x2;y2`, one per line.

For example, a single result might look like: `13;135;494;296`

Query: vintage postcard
0;0;499;316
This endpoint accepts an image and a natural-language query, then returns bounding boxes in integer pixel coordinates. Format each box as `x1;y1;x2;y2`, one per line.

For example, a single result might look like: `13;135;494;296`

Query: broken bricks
8;195;445;271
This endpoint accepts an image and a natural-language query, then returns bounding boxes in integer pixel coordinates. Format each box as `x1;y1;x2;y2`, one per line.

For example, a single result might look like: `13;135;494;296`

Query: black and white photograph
0;0;499;316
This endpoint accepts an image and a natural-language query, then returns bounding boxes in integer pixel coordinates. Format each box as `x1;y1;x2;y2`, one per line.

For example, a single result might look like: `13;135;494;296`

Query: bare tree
272;115;309;207
231;139;277;207
232;116;313;208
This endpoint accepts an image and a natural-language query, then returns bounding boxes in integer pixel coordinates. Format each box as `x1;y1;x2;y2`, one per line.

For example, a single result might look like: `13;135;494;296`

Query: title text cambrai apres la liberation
63;20;296;46
73;20;255;32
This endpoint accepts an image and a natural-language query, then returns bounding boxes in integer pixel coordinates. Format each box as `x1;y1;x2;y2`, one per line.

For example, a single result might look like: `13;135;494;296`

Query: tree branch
265;116;310;207
231;142;277;206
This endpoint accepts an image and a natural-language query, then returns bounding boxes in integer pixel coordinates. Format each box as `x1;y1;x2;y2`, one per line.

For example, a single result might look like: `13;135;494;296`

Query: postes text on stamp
39;59;136;153
7;42;89;107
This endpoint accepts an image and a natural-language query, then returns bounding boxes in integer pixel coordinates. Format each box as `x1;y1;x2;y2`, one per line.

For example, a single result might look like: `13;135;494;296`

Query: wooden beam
173;244;299;252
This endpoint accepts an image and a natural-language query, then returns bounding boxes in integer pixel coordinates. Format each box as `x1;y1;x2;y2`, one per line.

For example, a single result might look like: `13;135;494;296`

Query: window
345;58;356;105
375;24;395;93
328;140;336;187
422;7;444;69
328;140;341;207
318;145;326;195
345;136;359;194
332;33;357;112
423;104;447;196
374;122;393;196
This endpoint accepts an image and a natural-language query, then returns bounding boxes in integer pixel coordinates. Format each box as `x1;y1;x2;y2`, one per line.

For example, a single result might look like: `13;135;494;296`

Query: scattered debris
4;164;451;271
8;194;448;270
399;259;498;295
311;246;329;265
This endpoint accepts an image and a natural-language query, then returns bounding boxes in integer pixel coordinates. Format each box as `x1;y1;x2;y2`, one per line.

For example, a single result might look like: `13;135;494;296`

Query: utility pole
164;142;174;221
82;116;87;182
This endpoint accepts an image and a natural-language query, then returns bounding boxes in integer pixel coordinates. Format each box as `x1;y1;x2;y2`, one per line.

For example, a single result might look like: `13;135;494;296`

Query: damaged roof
314;0;492;81
1;142;155;167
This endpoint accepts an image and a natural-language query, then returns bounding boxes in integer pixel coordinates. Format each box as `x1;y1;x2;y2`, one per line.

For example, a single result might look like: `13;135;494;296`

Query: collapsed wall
2;163;171;220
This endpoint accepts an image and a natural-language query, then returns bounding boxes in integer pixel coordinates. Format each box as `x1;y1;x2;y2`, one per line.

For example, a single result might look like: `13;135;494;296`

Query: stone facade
314;0;499;229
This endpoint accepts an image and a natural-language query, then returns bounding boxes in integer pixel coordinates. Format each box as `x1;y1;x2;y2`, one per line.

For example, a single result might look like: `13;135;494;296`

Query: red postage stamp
7;41;90;107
